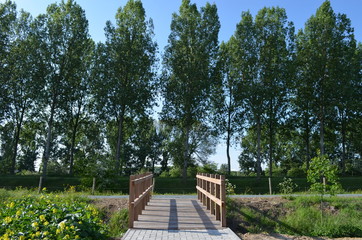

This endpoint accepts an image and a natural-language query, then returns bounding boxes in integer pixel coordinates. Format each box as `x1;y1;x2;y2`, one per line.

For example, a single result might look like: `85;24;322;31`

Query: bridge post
220;175;226;227
129;175;135;228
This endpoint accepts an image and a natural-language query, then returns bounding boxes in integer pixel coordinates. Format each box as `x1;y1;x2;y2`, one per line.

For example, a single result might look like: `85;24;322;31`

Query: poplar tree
162;0;220;179
92;0;157;175
36;0;91;177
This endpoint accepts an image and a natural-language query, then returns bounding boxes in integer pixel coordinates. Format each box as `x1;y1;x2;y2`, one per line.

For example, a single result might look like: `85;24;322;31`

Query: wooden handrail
196;173;226;227
128;172;154;228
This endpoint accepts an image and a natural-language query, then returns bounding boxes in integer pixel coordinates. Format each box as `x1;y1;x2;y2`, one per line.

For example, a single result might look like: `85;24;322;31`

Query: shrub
307;151;342;196
0;194;108;239
108;209;128;237
159;171;170;178
278;177;298;194
287;167;306;177
187;166;198;177
169;167;182;177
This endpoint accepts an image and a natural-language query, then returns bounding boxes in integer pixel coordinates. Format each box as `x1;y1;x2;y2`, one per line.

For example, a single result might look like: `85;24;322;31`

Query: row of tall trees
0;0;361;178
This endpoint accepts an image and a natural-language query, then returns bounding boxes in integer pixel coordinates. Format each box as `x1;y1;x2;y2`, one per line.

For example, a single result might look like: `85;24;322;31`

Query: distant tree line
0;0;361;178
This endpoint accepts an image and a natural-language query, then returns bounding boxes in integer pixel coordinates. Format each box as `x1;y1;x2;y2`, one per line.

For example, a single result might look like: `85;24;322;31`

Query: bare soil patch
91;198;128;222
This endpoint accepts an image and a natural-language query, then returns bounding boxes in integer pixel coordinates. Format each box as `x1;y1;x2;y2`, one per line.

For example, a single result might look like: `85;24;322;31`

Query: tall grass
280;197;362;237
227;196;362;238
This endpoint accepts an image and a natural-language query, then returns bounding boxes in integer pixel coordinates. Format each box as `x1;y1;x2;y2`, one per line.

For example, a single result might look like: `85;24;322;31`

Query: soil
90;197;362;240
91;198;128;222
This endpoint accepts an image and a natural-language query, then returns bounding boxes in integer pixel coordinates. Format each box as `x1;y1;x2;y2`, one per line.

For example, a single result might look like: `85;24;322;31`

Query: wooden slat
196;186;222;206
133;174;153;184
196;175;222;185
132;184;153;206
133;198;223;230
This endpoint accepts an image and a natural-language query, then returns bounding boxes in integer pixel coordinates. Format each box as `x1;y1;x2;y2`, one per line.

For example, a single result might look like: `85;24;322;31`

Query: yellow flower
39;215;46;222
19;236;25;240
58;221;66;229
35;231;41;237
2;233;9;240
78;221;82;225
70;225;75;230
44;221;49;226
64;235;70;240
75;235;80;239
16;210;22;216
31;222;39;228
9;202;15;208
4;216;12;224
56;229;61;234
43;231;49;236
52;208;57;214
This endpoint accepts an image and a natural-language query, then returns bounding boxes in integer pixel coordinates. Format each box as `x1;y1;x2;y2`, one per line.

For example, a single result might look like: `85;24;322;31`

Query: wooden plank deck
133;198;223;230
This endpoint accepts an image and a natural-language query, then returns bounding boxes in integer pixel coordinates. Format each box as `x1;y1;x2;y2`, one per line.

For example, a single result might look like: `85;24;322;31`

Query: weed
108;209;129;237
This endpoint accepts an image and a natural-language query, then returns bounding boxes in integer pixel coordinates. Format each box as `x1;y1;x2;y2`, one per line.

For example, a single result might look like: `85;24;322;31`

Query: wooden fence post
91;177;96;195
215;174;220;221
269;177;272;195
128;175;135;228
220;175;226;227
210;174;215;215
38;176;43;194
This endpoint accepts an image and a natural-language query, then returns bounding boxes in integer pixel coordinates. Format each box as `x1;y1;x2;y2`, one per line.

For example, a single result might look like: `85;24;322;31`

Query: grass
227;196;362;238
107;209;128;237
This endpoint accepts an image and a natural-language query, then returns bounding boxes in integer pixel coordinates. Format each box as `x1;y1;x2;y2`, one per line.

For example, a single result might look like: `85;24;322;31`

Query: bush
187;166;197;177
159;171;170;178
287;168;306;177
169;167;182;177
0;193;108;239
108;209;128;237
278;177;298;194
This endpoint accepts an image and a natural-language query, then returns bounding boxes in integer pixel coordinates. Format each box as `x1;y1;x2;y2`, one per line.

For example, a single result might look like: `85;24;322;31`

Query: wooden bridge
128;173;227;230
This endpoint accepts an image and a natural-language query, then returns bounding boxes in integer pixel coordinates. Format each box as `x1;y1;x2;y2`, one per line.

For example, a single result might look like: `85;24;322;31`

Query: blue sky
3;0;362;171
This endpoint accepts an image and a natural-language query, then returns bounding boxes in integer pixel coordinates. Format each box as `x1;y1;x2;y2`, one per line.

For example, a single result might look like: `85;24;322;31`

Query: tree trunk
161;151;168;172
256;117;261;179
341;113;346;173
304;111;311;170
115;105;125;175
182;125;190;180
320;105;325;156
269;99;273;178
42;97;56;178
10;106;25;175
69;111;80;176
226;106;232;176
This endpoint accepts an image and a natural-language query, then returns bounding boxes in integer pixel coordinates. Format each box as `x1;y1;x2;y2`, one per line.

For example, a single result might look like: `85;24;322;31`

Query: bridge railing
128;172;154;228
196;173;226;227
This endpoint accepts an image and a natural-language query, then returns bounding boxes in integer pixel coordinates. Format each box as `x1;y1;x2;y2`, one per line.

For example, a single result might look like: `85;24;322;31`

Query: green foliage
169;167;182;177
197;163;218;174
307;151;341;195
225;179;236;196
278;177;298;194
0;193;108;239
108;209;128;237
159;171;170;178
279;197;362;237
287;168;306;177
